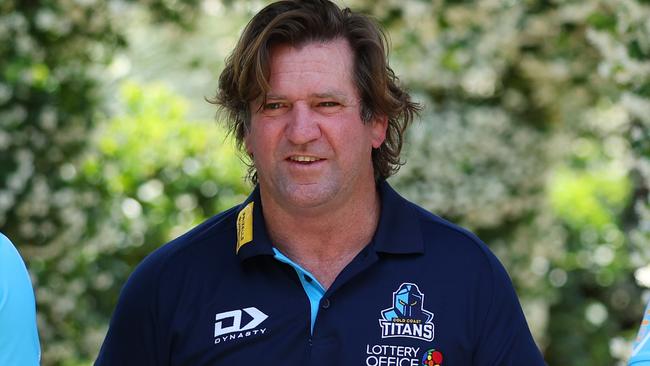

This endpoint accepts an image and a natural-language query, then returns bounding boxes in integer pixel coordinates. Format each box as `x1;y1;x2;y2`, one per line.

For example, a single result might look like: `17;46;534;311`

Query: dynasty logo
214;307;268;344
379;283;434;341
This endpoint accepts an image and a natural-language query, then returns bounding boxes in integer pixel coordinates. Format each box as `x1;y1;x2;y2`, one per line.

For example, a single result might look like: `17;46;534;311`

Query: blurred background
1;0;649;364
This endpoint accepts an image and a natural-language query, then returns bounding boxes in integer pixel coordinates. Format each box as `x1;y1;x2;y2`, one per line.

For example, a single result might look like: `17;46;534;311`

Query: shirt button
321;298;330;309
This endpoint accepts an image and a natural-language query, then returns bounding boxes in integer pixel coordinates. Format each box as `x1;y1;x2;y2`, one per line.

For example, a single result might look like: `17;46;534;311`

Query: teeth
290;156;319;162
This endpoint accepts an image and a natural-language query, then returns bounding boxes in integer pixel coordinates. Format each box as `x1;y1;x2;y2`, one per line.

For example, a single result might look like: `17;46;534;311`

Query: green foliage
34;81;246;364
550;165;630;232
0;0;233;363
90;81;245;203
545;137;639;364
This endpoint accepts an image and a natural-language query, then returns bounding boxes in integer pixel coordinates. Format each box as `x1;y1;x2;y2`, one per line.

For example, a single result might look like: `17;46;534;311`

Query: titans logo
379;283;435;341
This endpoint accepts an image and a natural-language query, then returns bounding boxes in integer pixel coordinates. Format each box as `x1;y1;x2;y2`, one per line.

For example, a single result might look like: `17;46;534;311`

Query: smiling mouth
288;155;323;163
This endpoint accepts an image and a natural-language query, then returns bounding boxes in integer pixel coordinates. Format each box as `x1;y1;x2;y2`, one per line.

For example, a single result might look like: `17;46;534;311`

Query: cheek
244;130;266;157
245;124;281;156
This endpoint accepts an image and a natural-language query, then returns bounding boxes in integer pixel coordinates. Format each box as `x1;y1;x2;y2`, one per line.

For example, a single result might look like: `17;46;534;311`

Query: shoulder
394;192;519;315
0;233;32;290
0;233;25;270
96;204;246;363
408;199;503;274
127;205;241;289
379;182;507;281
103;204;243;343
142;205;239;267
405;199;544;359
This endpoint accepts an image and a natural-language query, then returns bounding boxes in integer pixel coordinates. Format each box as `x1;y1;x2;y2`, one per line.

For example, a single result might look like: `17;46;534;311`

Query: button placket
321;298;330;309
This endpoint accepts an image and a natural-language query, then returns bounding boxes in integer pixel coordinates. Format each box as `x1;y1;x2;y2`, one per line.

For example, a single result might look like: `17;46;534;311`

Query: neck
260;182;382;289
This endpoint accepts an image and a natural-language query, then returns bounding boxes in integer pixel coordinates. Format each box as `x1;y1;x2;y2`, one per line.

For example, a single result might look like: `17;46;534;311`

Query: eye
261;101;289;116
314;100;344;115
318;101;340;107
411;301;417;306
399;299;407;306
264;102;284;110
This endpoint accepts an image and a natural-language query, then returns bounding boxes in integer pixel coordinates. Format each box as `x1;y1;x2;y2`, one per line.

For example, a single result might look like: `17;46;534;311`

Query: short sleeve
95;253;166;365
0;233;41;366
629;300;650;366
473;251;546;365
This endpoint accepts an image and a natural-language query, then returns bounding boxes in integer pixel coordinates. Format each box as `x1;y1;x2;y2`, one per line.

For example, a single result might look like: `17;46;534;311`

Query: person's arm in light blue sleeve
0;233;41;366
630;299;650;366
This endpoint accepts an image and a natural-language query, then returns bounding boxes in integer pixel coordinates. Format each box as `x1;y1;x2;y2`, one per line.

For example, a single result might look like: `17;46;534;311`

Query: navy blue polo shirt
96;182;545;365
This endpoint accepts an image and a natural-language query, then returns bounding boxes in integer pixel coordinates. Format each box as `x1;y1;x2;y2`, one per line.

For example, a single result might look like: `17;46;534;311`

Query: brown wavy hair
210;0;420;184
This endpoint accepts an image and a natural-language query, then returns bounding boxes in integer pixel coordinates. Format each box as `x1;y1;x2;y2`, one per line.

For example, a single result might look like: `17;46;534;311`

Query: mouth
287;155;324;164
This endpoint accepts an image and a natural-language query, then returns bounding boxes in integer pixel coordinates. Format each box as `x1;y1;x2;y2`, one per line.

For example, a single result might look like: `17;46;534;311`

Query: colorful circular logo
421;349;443;366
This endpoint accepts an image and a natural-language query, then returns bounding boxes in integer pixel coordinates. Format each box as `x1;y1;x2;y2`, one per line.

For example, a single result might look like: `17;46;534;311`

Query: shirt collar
234;181;425;261
235;185;275;261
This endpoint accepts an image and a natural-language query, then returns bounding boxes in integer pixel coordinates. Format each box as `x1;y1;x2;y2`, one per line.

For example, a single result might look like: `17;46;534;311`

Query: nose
285;102;321;145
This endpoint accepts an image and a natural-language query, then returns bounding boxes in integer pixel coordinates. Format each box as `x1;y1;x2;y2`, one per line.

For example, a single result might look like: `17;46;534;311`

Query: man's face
245;38;387;211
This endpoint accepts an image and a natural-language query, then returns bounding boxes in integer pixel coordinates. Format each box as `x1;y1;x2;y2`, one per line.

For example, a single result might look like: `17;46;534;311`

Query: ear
243;129;253;156
370;115;388;149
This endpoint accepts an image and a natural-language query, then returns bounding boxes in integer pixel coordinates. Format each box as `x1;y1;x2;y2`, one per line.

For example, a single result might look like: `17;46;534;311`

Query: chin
282;182;338;208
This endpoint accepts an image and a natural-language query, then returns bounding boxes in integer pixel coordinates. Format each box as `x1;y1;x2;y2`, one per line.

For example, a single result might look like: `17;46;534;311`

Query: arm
0;233;41;366
473;251;546;366
95;253;166;366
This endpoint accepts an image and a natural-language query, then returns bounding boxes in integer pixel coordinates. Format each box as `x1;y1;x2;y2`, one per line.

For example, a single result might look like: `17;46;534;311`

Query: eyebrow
265;91;351;102
264;94;286;100
312;92;349;101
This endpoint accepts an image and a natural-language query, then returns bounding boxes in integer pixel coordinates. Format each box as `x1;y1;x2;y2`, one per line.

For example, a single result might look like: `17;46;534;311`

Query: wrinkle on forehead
269;38;353;74
265;38;357;100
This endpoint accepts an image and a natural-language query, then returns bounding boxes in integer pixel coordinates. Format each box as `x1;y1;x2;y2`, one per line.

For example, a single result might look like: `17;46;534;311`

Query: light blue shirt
0;233;41;365
272;248;326;333
630;299;650;366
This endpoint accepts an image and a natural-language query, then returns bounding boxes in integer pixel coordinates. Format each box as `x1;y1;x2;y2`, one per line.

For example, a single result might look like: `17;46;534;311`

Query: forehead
269;38;353;64
266;38;356;93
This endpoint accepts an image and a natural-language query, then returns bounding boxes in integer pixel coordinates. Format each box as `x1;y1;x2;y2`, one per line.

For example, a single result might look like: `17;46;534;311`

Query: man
96;0;546;364
0;233;41;366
